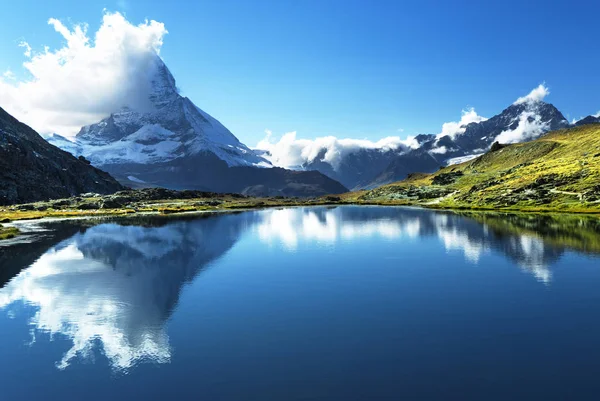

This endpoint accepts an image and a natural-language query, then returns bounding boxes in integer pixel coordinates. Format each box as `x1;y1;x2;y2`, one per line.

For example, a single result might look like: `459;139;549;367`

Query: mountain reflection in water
0;206;598;373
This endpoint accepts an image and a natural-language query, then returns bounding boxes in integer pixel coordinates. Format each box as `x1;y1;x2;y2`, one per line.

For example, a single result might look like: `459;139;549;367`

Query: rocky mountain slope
0;107;123;205
356;123;600;213
47;57;347;197
575;115;600;126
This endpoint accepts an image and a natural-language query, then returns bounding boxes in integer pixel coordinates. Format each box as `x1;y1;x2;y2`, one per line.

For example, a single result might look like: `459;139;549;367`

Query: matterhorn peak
49;56;269;171
45;55;346;197
147;56;180;106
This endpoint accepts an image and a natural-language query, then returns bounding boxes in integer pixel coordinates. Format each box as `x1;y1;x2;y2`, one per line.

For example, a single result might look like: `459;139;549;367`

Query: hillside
0;107;124;205
355;124;600;213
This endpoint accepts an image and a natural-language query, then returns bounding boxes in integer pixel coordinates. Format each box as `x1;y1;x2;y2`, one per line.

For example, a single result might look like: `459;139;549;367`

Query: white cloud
514;84;550;105
256;107;488;170
594;111;600;118
494;111;550;144
436;108;487;140
0;11;167;136
255;130;420;170
430;146;448;154
19;41;32;57
2;70;15;80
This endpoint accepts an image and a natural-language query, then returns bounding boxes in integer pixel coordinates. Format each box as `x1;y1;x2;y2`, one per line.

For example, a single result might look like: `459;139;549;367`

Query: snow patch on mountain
445;153;483;166
44;133;83;155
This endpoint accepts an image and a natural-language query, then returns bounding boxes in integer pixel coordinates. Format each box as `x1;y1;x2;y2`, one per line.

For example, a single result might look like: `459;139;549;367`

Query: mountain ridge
0;107;124;205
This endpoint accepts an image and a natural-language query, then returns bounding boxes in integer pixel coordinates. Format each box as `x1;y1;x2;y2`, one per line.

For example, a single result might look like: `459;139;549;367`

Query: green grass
0;195;350;241
354;124;600;213
0;225;19;240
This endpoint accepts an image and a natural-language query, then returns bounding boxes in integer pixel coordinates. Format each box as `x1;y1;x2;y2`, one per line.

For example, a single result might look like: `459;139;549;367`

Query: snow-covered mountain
270;99;571;190
360;100;570;189
47;57;346;196
48;57;265;168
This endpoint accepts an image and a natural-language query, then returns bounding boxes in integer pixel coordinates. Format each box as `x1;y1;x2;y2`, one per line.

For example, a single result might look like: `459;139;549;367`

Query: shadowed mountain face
357;148;442;190
98;151;348;196
302;148;400;190
0;107;124;205
432;102;568;157
575;115;600;126
46;58;347;197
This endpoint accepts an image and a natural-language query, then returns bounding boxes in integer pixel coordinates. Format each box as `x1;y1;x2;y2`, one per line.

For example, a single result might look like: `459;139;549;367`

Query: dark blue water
1;206;600;400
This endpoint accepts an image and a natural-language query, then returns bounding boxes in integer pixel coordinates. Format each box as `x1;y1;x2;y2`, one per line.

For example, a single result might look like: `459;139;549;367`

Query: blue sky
1;0;599;145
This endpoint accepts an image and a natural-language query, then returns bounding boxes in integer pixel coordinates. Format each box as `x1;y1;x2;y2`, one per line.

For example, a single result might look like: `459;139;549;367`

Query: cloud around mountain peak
255;106;491;170
513;84;550;105
0;11;167;136
495;110;550;144
255;130;421;170
436;108;488;140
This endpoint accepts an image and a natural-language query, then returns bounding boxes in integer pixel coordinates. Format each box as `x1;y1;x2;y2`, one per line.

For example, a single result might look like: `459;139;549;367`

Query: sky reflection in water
0;206;598;381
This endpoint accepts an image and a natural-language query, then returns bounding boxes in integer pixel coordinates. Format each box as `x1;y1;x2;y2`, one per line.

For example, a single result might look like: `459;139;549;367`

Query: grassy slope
352;124;600;213
0;224;19;239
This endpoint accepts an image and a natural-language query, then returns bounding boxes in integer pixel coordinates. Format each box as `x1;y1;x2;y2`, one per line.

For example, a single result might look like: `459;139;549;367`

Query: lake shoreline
2;191;600;243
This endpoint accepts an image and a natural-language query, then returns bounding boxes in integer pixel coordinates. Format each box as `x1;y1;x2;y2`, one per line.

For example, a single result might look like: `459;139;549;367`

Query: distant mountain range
0;107;123;205
256;95;600;192
357;100;571;190
46;57;347;197
34;55;599;199
358;122;600;213
258;100;599;191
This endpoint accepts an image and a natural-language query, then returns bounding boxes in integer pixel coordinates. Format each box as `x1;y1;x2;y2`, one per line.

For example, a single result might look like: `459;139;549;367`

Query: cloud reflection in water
0;207;584;371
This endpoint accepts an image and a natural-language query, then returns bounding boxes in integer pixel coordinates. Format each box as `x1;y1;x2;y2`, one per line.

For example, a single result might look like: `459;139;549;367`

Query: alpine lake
1;205;600;400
